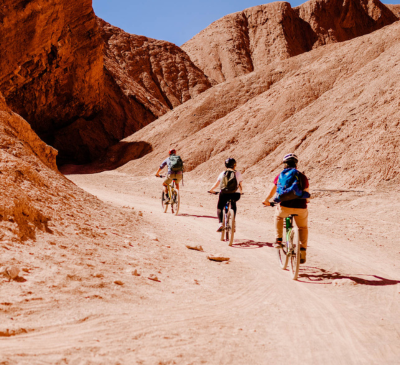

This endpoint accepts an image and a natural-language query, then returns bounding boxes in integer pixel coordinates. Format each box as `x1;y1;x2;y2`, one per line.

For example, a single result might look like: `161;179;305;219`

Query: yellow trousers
275;205;308;249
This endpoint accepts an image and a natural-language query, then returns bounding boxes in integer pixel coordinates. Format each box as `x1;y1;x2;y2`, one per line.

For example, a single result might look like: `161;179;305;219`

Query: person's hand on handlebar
262;200;270;206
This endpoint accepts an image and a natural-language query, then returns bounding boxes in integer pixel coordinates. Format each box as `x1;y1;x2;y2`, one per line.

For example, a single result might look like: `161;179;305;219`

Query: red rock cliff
0;0;104;143
0;1;211;165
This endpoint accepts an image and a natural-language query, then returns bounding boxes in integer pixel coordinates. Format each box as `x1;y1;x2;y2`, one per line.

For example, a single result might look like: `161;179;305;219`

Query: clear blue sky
93;0;400;46
92;0;300;46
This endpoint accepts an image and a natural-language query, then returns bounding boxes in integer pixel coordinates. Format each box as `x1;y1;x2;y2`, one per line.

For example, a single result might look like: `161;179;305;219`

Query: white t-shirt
217;170;243;191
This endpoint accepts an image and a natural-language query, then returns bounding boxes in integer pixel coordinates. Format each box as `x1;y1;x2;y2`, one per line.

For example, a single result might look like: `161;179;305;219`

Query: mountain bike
158;176;180;216
209;192;235;246
269;202;300;280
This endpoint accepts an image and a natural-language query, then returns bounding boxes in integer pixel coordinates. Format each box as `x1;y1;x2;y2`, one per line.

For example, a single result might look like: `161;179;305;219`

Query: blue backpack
274;168;310;203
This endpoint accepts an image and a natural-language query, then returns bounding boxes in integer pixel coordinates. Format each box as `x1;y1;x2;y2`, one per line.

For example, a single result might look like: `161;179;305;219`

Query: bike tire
220;214;225;241
289;228;300;280
161;192;168;213
173;190;180;216
277;240;289;270
228;209;235;246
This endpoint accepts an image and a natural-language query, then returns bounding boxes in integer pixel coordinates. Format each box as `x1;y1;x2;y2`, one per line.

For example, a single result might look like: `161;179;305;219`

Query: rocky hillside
0;93;89;243
0;0;211;165
113;19;400;190
182;0;399;84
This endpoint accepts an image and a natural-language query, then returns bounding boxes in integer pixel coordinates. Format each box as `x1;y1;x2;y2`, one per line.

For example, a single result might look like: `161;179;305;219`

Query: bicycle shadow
231;240;274;249
179;214;218;219
298;267;400;286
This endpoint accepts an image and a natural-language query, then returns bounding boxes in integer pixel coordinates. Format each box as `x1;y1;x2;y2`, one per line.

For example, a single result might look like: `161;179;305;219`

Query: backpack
274;168;310;203
220;170;238;193
169;155;184;172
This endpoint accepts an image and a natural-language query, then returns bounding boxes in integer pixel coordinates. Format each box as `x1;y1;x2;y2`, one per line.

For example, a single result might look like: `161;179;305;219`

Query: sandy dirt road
1;171;399;364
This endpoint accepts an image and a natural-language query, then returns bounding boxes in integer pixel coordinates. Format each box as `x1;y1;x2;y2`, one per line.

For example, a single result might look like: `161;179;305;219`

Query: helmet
225;157;236;168
283;153;298;164
169;149;176;155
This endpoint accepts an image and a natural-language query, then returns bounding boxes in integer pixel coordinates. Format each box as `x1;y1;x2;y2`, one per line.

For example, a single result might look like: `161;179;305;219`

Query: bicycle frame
284;216;293;248
223;200;232;231
166;180;176;201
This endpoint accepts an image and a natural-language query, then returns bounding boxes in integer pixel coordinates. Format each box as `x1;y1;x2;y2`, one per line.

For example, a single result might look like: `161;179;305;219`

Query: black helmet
225;158;236;168
283;153;298;164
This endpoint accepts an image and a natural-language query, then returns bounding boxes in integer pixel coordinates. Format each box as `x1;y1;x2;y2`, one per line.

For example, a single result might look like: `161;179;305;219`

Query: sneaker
274;239;283;249
217;224;224;232
300;248;307;264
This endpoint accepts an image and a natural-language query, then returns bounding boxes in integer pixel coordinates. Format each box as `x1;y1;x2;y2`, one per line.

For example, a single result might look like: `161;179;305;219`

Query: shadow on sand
298;267;400;286
60;141;152;175
231;240;274;249
179;214;218;219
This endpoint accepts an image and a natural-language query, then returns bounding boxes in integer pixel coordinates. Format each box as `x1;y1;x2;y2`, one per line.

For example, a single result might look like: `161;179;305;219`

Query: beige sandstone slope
0;89;145;247
182;0;398;84
386;3;400;17
113;20;400;190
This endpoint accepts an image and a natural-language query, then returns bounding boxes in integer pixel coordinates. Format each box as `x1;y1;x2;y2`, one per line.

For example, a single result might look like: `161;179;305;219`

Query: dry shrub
0;197;51;241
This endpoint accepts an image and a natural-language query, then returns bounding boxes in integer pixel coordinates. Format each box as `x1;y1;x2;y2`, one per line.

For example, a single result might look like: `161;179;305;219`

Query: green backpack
169;155;184;172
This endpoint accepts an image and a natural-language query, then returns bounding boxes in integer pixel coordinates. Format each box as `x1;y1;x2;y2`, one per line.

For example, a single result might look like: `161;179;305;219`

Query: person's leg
231;192;241;216
293;209;308;249
163;175;172;196
217;194;228;223
275;205;288;243
174;173;182;190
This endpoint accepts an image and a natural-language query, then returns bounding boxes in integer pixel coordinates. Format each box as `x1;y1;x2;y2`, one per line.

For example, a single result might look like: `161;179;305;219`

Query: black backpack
220;170;238;193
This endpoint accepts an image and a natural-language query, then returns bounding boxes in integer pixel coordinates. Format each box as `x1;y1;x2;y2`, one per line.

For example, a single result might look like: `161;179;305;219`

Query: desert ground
1;171;399;364
1;0;400;363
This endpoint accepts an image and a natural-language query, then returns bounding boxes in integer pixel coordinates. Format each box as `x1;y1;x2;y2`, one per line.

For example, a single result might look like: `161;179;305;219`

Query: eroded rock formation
0;1;211;165
182;0;398;84
116;20;400;190
0;0;104;144
99;19;211;117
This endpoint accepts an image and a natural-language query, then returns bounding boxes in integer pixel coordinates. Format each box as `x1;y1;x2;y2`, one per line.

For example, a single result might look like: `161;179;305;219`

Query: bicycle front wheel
228;209;235;246
277;240;289;270
161;191;168;213
289;228;300;280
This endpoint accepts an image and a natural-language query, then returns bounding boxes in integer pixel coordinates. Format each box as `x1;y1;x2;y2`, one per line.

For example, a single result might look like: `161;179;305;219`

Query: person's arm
209;179;220;193
238;182;243;194
304;187;310;202
262;183;277;206
156;159;168;177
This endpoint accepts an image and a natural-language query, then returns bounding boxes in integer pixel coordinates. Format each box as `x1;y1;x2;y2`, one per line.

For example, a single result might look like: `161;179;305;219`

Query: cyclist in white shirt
209;158;243;232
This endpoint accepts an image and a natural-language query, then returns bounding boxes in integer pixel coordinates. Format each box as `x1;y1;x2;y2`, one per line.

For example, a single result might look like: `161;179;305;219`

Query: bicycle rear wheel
228;209;235;246
289;228;300;280
172;190;180;216
277;241;289;270
161;191;168;213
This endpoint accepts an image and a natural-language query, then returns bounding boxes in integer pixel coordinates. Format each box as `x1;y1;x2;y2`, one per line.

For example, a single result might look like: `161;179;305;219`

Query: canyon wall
115;20;400;190
0;1;211;165
182;0;398;84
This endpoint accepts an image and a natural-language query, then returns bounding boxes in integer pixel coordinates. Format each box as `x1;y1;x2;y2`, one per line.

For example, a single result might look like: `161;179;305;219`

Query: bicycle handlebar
208;191;219;195
263;201;276;207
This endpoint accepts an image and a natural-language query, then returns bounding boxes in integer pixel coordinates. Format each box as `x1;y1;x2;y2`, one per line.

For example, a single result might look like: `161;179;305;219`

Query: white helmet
283;153;298;163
